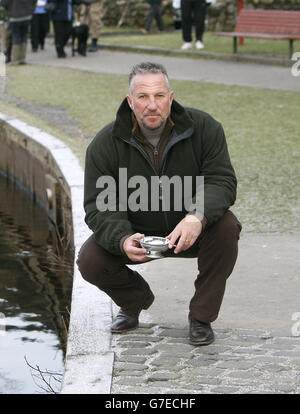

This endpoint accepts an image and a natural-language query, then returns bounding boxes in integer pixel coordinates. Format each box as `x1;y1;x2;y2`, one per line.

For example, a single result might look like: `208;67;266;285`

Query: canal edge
0;112;114;394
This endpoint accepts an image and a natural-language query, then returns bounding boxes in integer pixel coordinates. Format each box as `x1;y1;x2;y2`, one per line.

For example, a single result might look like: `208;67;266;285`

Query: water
0;174;73;394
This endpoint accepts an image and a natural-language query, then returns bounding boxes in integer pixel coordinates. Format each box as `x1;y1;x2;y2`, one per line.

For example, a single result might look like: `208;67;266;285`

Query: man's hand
166;215;203;254
122;233;151;262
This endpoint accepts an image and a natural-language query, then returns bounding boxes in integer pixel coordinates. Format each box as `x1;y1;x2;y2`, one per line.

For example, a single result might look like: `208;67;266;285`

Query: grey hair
128;62;171;95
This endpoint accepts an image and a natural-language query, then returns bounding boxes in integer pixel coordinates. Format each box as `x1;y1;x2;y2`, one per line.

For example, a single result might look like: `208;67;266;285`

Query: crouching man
77;62;241;346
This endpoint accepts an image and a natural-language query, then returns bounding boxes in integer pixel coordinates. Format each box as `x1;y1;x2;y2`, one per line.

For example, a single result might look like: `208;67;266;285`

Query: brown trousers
77;211;242;323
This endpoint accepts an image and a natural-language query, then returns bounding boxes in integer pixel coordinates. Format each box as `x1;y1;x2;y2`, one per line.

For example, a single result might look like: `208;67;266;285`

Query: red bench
215;9;300;58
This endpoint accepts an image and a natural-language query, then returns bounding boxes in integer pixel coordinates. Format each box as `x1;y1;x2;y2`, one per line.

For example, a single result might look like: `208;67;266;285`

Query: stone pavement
110;232;300;394
24;40;300;394
111;325;300;394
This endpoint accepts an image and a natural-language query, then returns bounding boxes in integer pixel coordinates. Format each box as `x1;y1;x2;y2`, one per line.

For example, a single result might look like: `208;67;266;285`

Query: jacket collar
112;98;194;142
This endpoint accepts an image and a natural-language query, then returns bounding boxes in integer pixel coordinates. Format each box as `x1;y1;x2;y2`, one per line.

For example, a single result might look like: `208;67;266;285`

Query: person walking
1;0;37;65
77;62;241;346
0;3;4;51
87;0;103;52
30;0;50;52
0;3;12;62
141;0;168;34
49;0;73;58
181;0;207;50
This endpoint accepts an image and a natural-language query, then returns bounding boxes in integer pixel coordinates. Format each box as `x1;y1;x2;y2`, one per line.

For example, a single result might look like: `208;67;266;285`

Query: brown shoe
111;292;154;333
189;316;214;346
140;28;149;34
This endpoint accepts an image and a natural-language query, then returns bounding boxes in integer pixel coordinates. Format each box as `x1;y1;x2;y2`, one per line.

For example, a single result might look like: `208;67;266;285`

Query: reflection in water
0;173;74;394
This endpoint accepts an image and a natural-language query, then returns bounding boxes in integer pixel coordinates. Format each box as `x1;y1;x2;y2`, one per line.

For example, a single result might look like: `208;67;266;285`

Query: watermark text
96;168;204;216
291;52;300;77
291;312;300;337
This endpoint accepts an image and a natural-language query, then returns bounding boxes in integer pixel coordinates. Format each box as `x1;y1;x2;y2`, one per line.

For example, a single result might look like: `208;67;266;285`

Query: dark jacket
84;99;237;256
1;0;37;19
50;0;72;21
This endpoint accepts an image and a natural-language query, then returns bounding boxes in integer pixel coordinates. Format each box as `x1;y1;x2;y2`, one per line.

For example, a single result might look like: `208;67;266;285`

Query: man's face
126;73;174;131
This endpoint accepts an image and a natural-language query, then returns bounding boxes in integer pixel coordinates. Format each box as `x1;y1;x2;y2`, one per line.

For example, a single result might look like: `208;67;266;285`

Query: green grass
2;65;300;233
99;29;300;58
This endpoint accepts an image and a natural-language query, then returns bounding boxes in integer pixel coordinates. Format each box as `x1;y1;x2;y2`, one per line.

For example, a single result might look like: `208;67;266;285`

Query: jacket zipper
153;145;160;183
159;131;193;232
160;156;170;233
120;130;194;234
153;146;165;225
120;137;169;232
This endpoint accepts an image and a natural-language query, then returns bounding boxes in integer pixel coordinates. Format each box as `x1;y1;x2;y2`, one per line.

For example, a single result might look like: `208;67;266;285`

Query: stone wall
100;0;300;31
102;0;165;27
0;116;74;251
0;112;114;394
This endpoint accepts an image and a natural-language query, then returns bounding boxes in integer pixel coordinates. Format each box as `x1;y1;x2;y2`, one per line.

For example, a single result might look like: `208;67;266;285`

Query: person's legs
76;235;154;313
181;0;193;43
153;4;164;31
53;20;64;57
10;21;22;64
145;5;155;32
39;13;50;49
77;211;240;337
30;14;39;51
189;211;241;322
3;22;12;63
19;20;30;64
88;1;102;51
194;0;206;45
53;20;71;57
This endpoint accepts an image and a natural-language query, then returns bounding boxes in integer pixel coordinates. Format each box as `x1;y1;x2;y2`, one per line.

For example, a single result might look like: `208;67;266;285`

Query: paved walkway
111;234;300;394
25;41;300;394
111;325;300;394
26;38;300;91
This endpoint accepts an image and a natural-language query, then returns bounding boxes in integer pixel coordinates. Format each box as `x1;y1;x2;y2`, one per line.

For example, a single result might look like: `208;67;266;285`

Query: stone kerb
0;112;114;394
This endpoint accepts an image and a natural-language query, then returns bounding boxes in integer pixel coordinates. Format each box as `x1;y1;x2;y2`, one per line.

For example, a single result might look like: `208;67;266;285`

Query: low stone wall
0;116;73;246
0;112;114;393
102;0;169;27
100;0;300;32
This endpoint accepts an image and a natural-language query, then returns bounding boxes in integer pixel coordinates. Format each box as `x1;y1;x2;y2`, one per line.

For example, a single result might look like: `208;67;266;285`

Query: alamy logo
291;312;300;337
96;168;204;215
291;52;300;77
